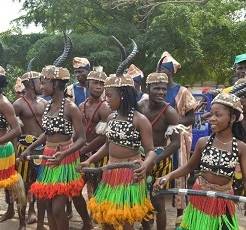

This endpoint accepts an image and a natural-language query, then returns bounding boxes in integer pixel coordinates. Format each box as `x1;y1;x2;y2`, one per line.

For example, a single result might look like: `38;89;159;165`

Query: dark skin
79;87;156;230
74;67;90;87
21;78;91;230
0;94;24;229
13;79;47;137
13;78;47;227
139;82;180;230
79;79;111;155
154;103;246;194
79;79;111;210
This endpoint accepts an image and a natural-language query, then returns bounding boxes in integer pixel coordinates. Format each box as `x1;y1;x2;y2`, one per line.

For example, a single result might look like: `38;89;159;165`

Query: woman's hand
133;160;147;182
153;174;171;192
76;159;91;173
46;151;65;166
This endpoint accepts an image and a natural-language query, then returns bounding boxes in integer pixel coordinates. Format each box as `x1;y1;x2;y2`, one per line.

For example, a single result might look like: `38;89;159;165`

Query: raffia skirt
87;154;153;229
178;176;239;230
30;140;84;199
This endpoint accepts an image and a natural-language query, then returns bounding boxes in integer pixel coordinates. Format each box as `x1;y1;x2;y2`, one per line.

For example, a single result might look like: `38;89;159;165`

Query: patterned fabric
16;135;37;185
42;98;73;135
200;135;239;178
106;109;141;150
170;86;197;209
30;142;84;199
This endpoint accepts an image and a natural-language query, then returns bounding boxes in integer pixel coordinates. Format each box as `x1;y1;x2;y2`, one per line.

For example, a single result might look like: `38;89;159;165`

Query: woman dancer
21;65;90;230
79;40;156;230
154;93;246;230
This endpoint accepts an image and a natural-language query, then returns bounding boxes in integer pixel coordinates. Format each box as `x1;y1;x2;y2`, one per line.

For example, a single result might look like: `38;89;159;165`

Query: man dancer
139;72;181;230
157;52;197;221
13;71;47;227
79;70;111;194
66;57;90;106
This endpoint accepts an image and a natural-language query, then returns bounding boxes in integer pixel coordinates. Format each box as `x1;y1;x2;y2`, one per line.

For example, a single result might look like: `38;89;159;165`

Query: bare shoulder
0;96;15;113
134;110;151;127
138;98;149;113
237;140;246;156
13;97;24;107
197;136;209;149
65;98;79;112
165;105;178;119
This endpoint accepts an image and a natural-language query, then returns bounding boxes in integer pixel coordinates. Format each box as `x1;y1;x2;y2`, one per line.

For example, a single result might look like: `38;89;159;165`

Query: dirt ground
0;191;246;230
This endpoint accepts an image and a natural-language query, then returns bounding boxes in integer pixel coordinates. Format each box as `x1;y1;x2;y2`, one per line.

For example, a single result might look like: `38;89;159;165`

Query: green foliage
5;0;246;86
4;65;25;102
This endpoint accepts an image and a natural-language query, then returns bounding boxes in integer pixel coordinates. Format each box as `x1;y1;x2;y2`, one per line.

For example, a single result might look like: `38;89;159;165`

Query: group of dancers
0;37;245;230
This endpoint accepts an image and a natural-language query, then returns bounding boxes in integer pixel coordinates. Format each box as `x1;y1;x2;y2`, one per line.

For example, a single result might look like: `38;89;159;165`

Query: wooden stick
76;162;141;175
155;188;246;203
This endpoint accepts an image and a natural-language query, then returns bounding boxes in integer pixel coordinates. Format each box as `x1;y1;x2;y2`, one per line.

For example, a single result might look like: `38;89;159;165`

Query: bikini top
200;135;239;178
106;109;141;150
42;98;73;135
0;113;8;129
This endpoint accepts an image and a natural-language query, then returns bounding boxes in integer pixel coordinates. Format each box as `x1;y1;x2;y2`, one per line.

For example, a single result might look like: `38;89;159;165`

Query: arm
238;141;246;191
168;137;206;181
137;113;156;172
62;103;86;157
20;133;46;158
0;101;21;144
156;107;180;161
85;142;109;164
80;102;111;154
179;109;195;127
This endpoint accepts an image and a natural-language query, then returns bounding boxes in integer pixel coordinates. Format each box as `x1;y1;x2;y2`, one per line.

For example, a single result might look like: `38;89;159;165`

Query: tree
9;0;246;85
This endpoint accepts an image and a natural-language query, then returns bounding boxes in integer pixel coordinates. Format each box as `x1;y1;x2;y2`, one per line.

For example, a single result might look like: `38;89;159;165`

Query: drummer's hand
46;151;65;166
133;160;146;182
153;175;170;192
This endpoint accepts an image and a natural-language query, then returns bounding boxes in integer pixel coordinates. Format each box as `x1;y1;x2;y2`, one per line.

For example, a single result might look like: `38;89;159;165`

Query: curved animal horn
27;57;36;72
111;36;127;61
116;39;138;77
53;32;72;67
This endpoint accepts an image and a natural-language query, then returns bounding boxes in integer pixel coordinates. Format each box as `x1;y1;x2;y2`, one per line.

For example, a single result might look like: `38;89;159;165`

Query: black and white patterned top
0;113;8;129
42;98;73;135
106;109;141;150
200;135;239;178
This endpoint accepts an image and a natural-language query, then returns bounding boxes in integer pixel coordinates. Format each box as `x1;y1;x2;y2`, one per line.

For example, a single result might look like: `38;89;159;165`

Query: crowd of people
0;38;245;230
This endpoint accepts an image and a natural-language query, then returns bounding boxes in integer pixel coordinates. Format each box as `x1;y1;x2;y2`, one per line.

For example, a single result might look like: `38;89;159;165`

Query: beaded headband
146;72;168;85
212;93;243;114
87;71;107;83
41;65;70;80
104;37;138;88
73;57;90;69
21;71;41;82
